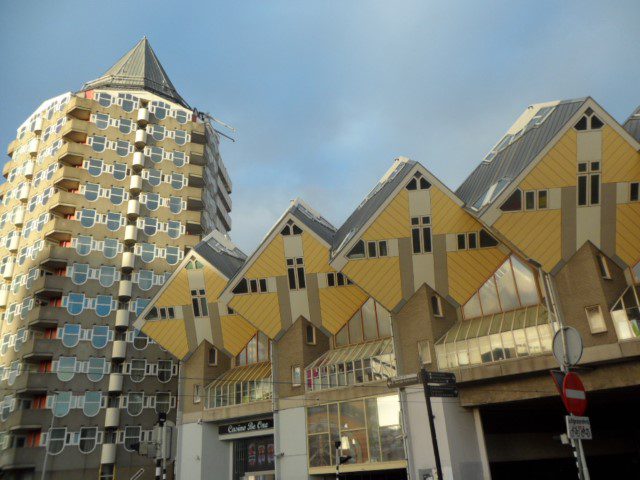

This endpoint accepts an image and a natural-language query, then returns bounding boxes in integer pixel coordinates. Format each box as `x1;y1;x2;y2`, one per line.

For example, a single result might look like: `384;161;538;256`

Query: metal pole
334;441;341;480
420;369;444;480
156;414;166;480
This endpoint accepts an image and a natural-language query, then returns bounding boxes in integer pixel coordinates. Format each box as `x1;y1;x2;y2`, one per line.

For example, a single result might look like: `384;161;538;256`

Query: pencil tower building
0;38;232;479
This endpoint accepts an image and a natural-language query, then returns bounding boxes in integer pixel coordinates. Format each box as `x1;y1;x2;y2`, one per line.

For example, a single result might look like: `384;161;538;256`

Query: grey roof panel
82;37;189;108
194;233;246;279
456;99;586;212
332;159;417;254
290;202;336;244
623;105;640;143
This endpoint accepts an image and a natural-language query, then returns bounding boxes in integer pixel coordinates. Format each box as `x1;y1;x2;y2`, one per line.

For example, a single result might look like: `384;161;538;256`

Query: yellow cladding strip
229;293;282;339
602;126;640;183
302;231;332;274
519;129;577;190
246;235;287;278
155;269;190;308
142;319;189;360
431;187;479;235
362;188;412;240
342;257;402;312
616;203;640;266
318;286;369;334
447;248;509;304
203;264;228;300
494;210;562;272
220;314;258;356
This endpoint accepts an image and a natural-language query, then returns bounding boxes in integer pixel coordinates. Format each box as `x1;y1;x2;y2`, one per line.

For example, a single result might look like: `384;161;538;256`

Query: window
457;234;466;250
418;340;432;365
113;163;127;181
86;158;103;177
411;216;432;254
208;347;218;366
47;428;66;455
87;357;106;382
66;293;85;315
98;266;117;288
95;295;113;317
79;209;96;228
91;326;110;349
137;270;154;291
158;360;173;382
406;172;431;190
106;212;123;232
110;187;125;205
585;305;607;334
306;325;317;345
118;93;138;112
525;191;535;210
53;391;72;417
90;136;106;152
479;229;499;248
538;190;548;209
174;130;188;145
171;173;185;190
191;289;208;317
61;324;81;348
115;140;130;157
145;193;160;210
578;161;600;206
156;393;171;414
169;196;183;214
103;238;119;259
132;330;149;350
327;272;353;287
83;391;101;417
287;258;306;290
165;246;181;265
79;427;98;454
130;359;146;382
127;392;144;416
280;220;303;236
76;236;92;256
173;151;186;167
347;241;366;259
193;384;202;403
574;109;604;131
597;254;611;279
167;220;182;239
334;299;392;347
124;426;141;452
431;295;443;317
292;366;302;387
630;182;639;202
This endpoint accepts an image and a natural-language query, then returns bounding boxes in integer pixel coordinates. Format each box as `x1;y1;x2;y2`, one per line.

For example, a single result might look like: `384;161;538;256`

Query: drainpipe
271;343;280;479
175;360;185;478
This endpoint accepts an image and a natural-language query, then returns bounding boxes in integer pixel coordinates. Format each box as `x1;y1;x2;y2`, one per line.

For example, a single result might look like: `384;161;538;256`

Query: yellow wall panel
616;203;640;266
142;319;189;359
519;129;577;190
156;269;190;308
229;293;282;339
302;231;332;274
246;235;286;278
220;314;258;356
494;210;562;272
447;248;509;304
431;187;479;235
203;265;228;301
342;257;402;312
319;286;369;334
602;126;640;184
362;189;411;240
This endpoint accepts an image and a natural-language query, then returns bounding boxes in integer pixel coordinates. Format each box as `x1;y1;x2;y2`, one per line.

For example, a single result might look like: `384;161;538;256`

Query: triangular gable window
281;220;303;236
574;108;604;131
406;172;431;191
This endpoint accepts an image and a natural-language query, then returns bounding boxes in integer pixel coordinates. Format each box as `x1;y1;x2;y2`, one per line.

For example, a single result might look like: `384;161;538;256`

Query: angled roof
194;230;246;279
82;37;189;108
331;158;417;255
289;199;336;244
623;105;640;143
456;98;587;213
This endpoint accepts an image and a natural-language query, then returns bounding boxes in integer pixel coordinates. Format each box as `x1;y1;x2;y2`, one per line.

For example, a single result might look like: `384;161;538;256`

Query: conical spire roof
83;37;189;108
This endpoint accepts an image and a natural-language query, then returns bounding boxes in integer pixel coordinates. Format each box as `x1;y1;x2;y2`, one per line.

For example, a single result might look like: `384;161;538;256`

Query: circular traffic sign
562;372;587;416
553;326;583;367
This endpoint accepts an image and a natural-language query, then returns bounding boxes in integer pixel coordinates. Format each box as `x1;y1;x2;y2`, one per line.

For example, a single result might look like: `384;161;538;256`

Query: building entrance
317;469;407;480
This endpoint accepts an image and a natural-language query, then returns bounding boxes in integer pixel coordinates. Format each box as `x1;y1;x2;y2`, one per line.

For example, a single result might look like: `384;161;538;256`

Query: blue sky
1;1;639;252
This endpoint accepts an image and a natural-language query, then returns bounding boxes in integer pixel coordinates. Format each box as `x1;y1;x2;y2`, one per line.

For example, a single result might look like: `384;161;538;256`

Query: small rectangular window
259;278;267;292
367;242;377;258
193;385;201;404
327;273;335;287
378;241;388;257
596;254;611;279
412;228;421;254
418;340;431;365
457;234;467;250
590;174;600;205
578;175;588;206
525;191;535;210
431;295;443;317
468;233;477;249
250;279;258;293
631;182;639;202
208;347;217;366
291;365;302;387
585;305;607;334
538;190;548;209
306;324;316;345
423;227;432;253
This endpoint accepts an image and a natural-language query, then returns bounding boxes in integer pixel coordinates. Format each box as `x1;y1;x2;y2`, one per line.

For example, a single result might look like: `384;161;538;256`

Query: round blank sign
552;326;583;367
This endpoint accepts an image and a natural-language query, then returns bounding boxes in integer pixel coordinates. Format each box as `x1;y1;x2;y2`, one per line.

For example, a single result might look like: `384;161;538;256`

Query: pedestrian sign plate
566;415;592;440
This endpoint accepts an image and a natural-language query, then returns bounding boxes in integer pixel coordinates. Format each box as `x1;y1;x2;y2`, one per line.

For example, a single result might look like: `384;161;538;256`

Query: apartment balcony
6;138;18;157
65;96;92;121
2;261;15;280
217;175;232;211
117;279;132;300
0;446;42;472
104;407;120;428
134;129;147;148
55;141;89;166
186;216;203;236
108;372;124;392
0;288;8;307
189;142;205;164
3;408;49;433
137;108;150;125
112;340;126;360
121;252;135;271
16;183;30;202
48;190;77;216
27;138;39;156
127;199;140;219
132;151;145;171
115;309;130;329
188;172;205;189
38;246;69;271
217;205;232;232
25;305;62;330
12;371;49;395
32;117;43;134
124;225;138;245
23;161;34;178
31;275;66;299
129;174;142;193
191;123;206;144
100;443;116;464
41;216;74;242
19;337;56;363
52;165;85;191
6;235;19;252
12;207;25;227
61;118;89;143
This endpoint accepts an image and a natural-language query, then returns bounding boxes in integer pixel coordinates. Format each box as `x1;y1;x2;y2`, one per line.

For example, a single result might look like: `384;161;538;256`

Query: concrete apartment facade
135;97;640;480
0;39;232;479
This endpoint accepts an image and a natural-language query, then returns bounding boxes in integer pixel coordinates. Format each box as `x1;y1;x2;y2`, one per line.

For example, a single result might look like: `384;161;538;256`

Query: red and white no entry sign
562;372;587;416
